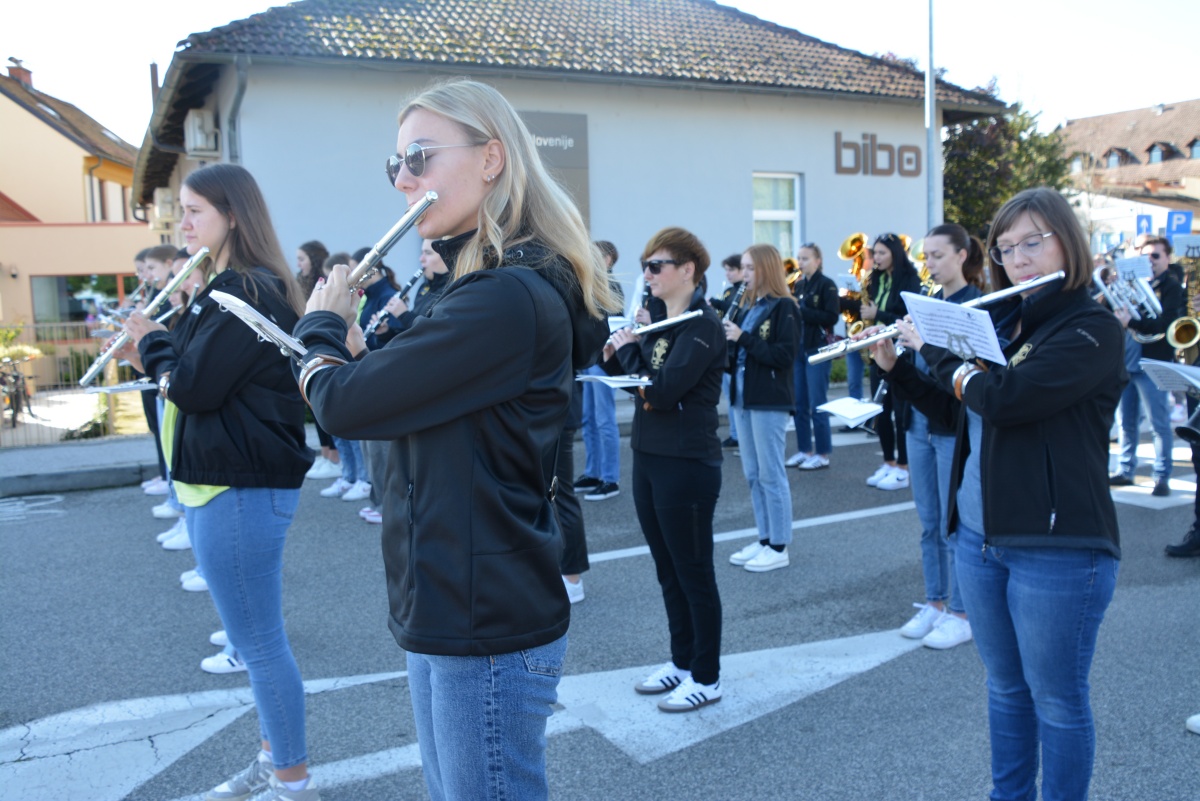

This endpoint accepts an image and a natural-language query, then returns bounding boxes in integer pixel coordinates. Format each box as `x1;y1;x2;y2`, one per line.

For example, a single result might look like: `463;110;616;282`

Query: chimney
150;62;160;103
6;57;32;87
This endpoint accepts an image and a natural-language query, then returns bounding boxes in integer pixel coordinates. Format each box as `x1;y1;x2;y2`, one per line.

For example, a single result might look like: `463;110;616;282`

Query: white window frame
751;172;803;256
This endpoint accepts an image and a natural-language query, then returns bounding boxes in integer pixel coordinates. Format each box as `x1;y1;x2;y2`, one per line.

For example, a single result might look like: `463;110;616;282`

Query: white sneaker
563;575;585;604
1187;713;1200;735
210;630;229;647
341;480;372;502
866;464;892;487
181;573;209;592
877;467;910;491
798;453;830;470
657;677;722;712
729;541;766;566
162;528;192;551
900;602;944;639
180;568;198;582
744;545;789;572
362;509;382;524
141;476;162;489
201;651;247;674
152;500;183;519
320;477;352;498
634;661;690;695
157;518;186;543
305;456;343;480
143;477;169;496
784;452;807;467
923;614;973;650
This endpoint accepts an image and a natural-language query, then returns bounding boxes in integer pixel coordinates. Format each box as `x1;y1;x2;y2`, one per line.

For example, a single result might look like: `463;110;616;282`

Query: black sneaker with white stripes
583;481;620;501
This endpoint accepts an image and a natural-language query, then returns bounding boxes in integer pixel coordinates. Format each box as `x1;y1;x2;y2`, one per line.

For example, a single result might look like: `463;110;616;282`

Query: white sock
281;777;310;791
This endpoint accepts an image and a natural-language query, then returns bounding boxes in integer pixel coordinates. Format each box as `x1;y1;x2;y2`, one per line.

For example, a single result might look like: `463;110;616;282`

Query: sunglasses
641;259;679;274
385;142;478;185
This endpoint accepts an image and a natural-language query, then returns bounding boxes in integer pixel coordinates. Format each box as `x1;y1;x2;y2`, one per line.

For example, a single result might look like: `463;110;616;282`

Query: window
1149;145;1163;164
1191;140;1200;159
752;173;802;258
1107;151;1122;169
1071;156;1083;174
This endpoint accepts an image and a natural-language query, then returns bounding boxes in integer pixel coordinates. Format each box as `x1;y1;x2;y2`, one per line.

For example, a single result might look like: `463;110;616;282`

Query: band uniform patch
1009;343;1033;367
758;320;771;340
651;337;671;370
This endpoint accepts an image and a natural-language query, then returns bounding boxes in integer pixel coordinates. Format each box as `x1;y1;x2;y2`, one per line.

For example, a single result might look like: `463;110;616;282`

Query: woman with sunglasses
724;244;798;572
874;188;1124;801
603;227;726;712
296;78;614;800
787;243;839;471
870;224;985;652
856;233;922;490
122;163;317;801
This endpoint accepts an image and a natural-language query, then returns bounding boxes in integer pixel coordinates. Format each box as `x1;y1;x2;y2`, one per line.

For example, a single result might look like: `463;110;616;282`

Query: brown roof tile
1060;98;1200;166
176;0;996;108
0;74;138;167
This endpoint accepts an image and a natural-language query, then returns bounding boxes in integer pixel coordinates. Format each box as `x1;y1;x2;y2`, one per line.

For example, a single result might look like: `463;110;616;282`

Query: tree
943;99;1070;240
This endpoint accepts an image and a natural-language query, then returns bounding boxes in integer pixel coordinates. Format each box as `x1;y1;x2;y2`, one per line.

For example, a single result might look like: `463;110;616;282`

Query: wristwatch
157;373;171;400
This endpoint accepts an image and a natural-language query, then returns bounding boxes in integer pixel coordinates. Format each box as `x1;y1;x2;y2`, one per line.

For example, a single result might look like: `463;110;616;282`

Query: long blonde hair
739;243;794;306
399;79;618;318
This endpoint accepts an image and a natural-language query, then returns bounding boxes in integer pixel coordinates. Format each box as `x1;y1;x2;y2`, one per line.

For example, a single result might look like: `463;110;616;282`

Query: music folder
210;291;308;363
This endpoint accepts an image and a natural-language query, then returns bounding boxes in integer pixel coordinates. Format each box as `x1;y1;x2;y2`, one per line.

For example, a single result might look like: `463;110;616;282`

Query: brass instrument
1092;265;1164;343
784;257;803;287
346;192;437;292
838;232;869;335
79;247;211;386
809;270;1067;364
365;267;425;336
1170;238;1200;363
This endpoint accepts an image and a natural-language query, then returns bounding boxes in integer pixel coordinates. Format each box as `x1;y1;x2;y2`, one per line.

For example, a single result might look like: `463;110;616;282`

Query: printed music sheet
210;291;308;361
1114;255;1153;281
1140;359;1200;394
576;374;653;389
84;379;156;394
816;397;883;428
901;291;1007;365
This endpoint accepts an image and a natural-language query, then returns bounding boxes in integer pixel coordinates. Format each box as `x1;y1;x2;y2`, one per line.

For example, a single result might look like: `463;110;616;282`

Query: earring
485;175;495;184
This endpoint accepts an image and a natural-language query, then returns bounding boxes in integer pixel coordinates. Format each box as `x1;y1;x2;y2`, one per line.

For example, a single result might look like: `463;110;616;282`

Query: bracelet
298;354;348;407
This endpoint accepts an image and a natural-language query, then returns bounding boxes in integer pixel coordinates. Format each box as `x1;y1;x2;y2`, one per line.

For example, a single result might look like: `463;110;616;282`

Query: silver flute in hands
346;192;438;292
808;270;1067;364
79;247;211;386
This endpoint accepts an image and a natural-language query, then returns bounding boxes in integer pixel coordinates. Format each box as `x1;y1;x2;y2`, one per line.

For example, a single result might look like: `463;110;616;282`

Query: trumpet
838;232;869;334
1092;265;1163;343
346;191;437;292
809;270;1067;364
364;267;424;337
79;247;211;386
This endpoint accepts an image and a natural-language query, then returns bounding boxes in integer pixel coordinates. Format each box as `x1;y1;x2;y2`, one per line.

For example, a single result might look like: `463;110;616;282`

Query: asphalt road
3;426;1199;801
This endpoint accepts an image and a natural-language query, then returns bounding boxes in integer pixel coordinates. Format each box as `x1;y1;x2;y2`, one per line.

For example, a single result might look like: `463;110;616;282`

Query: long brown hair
987;188;1091;292
740;243;794;306
183;164;305;316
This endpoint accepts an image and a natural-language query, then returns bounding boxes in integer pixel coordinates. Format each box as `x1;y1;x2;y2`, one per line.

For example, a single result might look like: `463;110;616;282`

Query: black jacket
604;290;725;461
793;271;840;354
1127;270;1186;362
710;281;744;317
372;270;453;348
729;296;797;410
294;234;607;657
923;282;1127;557
138;267;312;488
845;264;923;325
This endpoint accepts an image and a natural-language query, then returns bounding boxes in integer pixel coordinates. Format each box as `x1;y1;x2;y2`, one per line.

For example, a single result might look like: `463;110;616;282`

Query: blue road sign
1137;215;1152;235
1167;210;1193;236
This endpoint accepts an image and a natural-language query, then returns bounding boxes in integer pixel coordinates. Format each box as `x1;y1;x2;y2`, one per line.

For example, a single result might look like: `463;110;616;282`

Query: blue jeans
846;348;865;401
730;399;793;547
907;411;961;613
1117;370;1173;481
333;436;363;483
955;523;1118;801
155;396;184;514
793;349;832;455
581;365;620;483
186;487;307;769
722;373;738;441
407;634;567;801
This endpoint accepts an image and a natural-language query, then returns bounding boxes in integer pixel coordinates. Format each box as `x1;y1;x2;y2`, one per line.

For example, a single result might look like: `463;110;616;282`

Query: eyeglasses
989;232;1056;266
1146;252;1164;260
385;142;478;184
641;259;679;274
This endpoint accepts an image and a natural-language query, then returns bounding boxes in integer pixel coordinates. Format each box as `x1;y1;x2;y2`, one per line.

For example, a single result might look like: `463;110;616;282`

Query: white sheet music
901;292;1007;365
817;397;882;427
1140;359;1200;393
1115;255;1152;281
210;291;308;361
576;373;652;389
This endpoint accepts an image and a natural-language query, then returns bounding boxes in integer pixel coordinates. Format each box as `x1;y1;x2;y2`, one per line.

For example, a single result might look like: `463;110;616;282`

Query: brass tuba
838;233;869;334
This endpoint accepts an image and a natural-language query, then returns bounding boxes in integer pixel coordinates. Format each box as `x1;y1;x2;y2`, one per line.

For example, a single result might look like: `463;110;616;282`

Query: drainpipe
86;156;105;221
227;56;250;164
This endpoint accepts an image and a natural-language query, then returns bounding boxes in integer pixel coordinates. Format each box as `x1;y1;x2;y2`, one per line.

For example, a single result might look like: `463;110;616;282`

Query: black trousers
632;450;722;685
870;362;908;465
553;429;589;575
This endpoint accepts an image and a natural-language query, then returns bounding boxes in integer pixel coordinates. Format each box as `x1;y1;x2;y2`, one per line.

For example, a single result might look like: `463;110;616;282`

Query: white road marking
0;672;407;801
0;494;66;524
591;501;916;563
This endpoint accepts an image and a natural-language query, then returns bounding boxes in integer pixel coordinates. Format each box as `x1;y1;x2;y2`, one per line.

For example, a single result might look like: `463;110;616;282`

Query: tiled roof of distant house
0;73;138;167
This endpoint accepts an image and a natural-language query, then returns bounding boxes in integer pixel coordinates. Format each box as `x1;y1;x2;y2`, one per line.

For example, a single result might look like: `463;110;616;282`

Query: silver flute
79;247;211;386
809;270;1067;364
346;192;438;292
